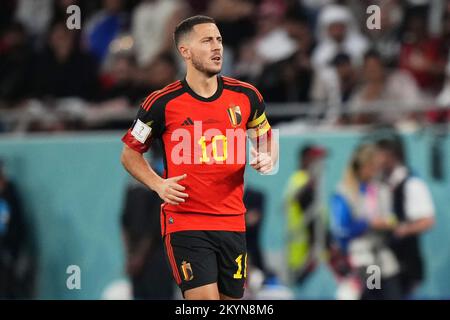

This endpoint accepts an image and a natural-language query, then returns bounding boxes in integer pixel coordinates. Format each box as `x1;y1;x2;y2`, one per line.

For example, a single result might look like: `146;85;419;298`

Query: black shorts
163;230;247;299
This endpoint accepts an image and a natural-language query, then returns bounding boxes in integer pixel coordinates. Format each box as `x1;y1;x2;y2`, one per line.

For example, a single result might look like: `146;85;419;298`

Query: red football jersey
122;76;271;235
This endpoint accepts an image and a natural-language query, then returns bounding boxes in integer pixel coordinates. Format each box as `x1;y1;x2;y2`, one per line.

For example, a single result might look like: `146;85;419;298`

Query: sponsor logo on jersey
181;117;194;126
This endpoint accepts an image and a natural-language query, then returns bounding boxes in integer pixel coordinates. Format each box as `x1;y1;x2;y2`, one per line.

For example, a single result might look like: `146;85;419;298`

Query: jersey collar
182;75;223;102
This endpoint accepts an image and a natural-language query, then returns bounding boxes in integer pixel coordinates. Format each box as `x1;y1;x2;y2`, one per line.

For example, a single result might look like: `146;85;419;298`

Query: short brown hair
173;15;216;47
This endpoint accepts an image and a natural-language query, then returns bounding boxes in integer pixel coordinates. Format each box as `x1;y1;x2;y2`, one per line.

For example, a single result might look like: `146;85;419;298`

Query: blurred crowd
1;0;450;132
276;134;436;300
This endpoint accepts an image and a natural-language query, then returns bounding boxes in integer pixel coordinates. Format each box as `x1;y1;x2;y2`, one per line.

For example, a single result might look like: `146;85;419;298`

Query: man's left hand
250;148;273;174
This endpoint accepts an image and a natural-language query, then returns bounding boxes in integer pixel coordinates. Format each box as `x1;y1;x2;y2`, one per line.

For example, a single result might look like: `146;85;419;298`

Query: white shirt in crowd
387;165;435;221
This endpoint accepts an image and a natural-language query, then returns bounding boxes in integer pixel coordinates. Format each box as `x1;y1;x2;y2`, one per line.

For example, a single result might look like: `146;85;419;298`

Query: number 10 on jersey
198;135;228;163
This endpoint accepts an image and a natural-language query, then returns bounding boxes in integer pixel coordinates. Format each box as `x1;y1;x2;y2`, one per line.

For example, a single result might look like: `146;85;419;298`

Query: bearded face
180;23;223;77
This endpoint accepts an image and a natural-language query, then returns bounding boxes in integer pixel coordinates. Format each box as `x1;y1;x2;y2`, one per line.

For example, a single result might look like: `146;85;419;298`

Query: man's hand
155;174;189;205
121;146;189;205
250;148;273;174
394;217;434;238
370;217;395;231
394;224;410;238
245;209;261;227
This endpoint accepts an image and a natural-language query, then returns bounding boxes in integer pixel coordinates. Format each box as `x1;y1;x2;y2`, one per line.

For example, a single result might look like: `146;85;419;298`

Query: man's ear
179;45;190;60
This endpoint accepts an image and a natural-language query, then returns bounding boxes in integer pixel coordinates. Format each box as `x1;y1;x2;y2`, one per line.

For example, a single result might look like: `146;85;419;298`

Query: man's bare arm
394;216;435;238
120;145;188;205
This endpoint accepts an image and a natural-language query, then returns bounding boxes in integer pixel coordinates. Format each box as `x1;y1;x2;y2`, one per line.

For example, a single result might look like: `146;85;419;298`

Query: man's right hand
155;174;188;205
370;217;396;231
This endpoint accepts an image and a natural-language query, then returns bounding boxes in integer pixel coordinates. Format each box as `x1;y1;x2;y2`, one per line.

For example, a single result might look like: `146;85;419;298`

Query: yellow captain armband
247;112;271;139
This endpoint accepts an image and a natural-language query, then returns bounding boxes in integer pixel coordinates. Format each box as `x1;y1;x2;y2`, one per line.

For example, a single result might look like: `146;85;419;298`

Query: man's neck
185;68;218;99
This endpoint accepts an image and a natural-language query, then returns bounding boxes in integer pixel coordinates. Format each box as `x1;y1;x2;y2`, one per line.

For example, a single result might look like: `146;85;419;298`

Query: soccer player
121;15;278;300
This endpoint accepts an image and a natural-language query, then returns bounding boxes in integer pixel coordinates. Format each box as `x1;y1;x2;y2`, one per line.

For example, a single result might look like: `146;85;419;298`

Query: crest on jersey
181;261;194;281
227;105;242;127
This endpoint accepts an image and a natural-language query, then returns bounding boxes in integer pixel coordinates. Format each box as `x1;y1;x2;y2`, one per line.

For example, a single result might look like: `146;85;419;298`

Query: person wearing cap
283;144;328;285
312;4;369;70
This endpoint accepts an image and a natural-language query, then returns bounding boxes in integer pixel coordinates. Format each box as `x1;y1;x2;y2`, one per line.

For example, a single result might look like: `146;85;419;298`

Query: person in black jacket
376;138;435;298
243;187;266;276
121;150;174;299
0;159;34;299
31;21;99;101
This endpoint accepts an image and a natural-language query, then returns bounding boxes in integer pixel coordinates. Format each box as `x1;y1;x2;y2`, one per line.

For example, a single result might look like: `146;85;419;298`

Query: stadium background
0;0;450;299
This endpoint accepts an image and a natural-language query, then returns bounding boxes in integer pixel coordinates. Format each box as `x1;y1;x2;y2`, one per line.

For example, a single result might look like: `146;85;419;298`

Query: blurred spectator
284;144;328;285
206;0;255;51
436;59;450;108
1;0;449;133
83;0;129;64
206;0;257;77
100;53;140;105
300;0;334;30
254;0;297;65
31;21;99;101
90;53;178;131
51;0;84;27
330;143;401;300
121;151;174;300
311;52;357;123
135;53;179;97
284;11;315;55
131;0;187;67
15;0;53;42
234;0;297;82
17;0;97;47
302;0;333;10
0;1;17;35
243;187;267;277
233;41;263;83
184;0;209;13
257;17;314;103
284;0;309;24
359;0;403;66
0;160;33;299
376;138;435;298
349;49;422;125
312;4;369;70
442;4;450;56
0;22;33;104
399;9;447;94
